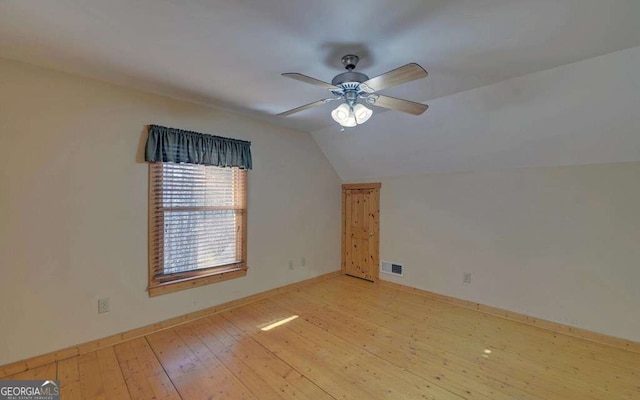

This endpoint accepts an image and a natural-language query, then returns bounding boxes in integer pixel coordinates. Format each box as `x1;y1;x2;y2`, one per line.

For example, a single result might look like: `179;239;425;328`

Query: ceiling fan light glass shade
342;111;357;127
331;103;352;124
353;103;373;124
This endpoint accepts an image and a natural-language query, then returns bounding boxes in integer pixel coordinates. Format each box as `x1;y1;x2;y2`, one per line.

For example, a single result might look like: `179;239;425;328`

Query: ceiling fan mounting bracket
341;54;360;71
363;94;379;105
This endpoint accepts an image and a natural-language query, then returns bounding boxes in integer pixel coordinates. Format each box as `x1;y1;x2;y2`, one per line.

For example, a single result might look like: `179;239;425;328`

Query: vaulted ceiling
1;0;639;178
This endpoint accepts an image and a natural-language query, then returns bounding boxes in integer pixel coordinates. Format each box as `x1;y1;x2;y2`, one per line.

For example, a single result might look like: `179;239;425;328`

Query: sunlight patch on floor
260;315;299;331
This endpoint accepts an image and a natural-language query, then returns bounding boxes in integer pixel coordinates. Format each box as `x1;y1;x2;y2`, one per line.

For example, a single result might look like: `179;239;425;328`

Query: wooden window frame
147;163;248;297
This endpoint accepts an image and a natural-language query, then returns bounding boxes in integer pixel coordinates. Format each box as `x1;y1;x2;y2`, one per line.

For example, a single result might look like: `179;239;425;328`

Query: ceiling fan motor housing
330;55;373;106
331;71;369;86
331;76;370;106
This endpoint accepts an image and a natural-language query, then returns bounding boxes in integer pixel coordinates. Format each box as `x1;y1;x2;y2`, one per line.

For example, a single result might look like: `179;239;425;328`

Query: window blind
149;162;247;284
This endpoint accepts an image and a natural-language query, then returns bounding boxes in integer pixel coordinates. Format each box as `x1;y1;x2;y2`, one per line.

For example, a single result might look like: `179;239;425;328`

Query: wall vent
381;261;403;277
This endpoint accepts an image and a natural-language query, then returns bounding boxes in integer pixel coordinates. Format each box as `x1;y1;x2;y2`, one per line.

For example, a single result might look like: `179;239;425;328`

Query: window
148;162;247;296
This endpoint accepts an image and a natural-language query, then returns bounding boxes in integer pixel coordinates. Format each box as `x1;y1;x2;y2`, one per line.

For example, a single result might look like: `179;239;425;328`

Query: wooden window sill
148;267;247;297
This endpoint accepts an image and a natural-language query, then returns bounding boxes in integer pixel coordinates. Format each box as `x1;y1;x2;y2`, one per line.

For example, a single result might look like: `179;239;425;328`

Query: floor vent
381;261;403;277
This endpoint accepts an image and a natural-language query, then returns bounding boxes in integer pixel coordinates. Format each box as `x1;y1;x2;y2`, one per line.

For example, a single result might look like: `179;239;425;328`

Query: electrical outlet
463;272;472;284
98;298;110;313
301;257;306;267
288;260;294;270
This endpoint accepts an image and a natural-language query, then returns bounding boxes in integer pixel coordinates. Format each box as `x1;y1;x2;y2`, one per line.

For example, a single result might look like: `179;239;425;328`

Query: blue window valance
145;124;252;169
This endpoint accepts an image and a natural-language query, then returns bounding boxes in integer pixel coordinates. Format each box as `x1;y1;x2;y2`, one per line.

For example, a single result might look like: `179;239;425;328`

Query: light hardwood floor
9;275;640;399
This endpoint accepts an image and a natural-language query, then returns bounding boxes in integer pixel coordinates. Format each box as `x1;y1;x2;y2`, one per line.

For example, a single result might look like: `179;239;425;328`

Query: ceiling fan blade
360;63;428;93
373;95;429;115
277;99;330;117
282;73;338;89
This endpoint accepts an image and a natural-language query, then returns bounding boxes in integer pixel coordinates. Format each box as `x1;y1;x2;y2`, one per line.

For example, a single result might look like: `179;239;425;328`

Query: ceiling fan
277;55;429;129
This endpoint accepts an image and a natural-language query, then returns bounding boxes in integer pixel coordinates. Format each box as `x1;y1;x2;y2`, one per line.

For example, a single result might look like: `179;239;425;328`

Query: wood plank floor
9;275;640;399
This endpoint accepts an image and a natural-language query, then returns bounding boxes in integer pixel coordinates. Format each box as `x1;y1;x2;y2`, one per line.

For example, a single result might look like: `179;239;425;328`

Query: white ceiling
1;0;639;177
313;46;640;180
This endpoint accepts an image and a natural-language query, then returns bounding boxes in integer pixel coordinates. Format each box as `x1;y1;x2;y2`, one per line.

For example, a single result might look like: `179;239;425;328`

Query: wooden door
342;183;381;281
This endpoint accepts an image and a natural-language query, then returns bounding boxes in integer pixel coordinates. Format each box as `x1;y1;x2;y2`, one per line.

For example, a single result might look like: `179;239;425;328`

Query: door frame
341;182;381;281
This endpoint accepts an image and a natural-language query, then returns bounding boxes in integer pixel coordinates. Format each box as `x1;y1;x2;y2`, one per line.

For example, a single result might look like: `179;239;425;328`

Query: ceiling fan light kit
331;103;352;125
331;102;372;127
278;54;429;130
353;103;373;124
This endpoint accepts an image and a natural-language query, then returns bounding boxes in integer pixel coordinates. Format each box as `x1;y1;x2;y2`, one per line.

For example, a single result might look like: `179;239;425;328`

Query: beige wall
377;163;640;342
0;58;341;365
